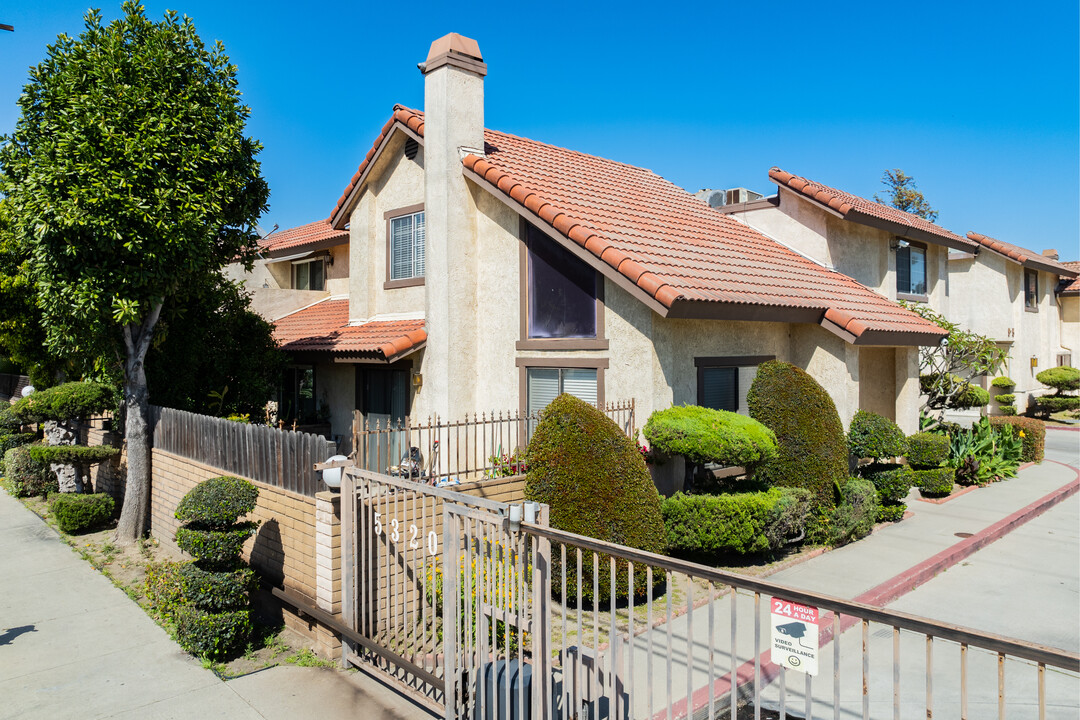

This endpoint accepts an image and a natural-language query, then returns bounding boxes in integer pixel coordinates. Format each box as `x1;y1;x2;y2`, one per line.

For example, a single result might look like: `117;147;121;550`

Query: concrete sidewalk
0;489;436;720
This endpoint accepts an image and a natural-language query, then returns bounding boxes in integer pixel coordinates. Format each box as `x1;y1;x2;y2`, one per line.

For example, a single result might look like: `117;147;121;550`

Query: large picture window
527;223;596;339
389;210;425;281
896;240;927;297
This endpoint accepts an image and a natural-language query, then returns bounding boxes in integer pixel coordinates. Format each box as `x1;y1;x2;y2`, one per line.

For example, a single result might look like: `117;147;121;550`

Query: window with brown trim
695;355;774;412
292;257;325;291
518;221;607;350
896;240;927;298
384;204;425;289
516;357;608;432
1024;269;1038;311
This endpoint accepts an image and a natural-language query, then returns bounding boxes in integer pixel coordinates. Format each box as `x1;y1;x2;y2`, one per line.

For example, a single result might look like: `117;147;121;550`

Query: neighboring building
1060;262;1080;369
950;235;1078;411
243;33;947;448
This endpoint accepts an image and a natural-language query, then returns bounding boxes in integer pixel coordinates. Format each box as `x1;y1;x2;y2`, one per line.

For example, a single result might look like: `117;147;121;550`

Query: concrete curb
668;465;1080;720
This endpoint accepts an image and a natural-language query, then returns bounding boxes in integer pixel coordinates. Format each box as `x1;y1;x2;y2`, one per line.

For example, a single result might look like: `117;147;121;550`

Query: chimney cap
420;33;487;76
427;33;483;63
1042;249;1059;260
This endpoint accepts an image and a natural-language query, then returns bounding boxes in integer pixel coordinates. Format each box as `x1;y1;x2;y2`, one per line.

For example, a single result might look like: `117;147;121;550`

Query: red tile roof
1060;262;1080;295
965;232;1078;277
768;168;977;252
260;219;349;256
331;106;945;345
273;298;426;360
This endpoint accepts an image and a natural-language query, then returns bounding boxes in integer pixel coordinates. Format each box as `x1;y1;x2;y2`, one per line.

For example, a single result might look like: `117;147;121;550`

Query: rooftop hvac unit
726;187;764;205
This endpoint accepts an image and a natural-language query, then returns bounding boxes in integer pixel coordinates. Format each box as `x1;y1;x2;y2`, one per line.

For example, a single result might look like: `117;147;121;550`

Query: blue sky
2;1;1077;258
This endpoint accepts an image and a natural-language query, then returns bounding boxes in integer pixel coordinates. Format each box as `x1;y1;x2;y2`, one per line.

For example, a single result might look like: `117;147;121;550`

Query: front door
356;366;410;471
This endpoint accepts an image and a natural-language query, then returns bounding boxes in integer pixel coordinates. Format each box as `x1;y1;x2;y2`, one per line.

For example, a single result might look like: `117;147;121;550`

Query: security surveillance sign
770;598;819;676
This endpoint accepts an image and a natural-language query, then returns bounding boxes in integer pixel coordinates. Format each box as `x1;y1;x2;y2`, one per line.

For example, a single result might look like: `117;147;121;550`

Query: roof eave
330;120;425;230
844;209;977;252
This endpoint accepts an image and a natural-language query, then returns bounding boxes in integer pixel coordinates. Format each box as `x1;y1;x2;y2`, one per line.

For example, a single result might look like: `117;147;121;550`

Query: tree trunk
114;302;163;544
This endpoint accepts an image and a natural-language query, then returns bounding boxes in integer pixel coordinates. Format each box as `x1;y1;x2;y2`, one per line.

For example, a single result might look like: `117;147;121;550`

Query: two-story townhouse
254;34;947;451
1060;263;1080;367
949;234;1077;411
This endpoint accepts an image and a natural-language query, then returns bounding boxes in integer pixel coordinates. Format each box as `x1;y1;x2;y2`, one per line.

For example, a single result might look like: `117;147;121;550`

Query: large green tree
0;3;269;542
874;169;938;222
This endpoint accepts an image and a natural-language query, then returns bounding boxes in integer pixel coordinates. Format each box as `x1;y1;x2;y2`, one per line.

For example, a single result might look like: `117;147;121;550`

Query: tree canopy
0;2;270;540
874;169;938;222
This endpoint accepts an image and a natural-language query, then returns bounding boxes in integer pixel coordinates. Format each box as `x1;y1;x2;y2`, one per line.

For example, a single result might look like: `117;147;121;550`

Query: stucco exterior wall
1062;296;1079;363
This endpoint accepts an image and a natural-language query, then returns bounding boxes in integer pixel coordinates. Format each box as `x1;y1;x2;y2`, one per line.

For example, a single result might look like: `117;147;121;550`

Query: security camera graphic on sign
776;621;814;649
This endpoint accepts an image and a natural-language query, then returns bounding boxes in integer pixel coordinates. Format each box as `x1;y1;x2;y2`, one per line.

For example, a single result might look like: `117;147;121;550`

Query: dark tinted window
527;224;596;338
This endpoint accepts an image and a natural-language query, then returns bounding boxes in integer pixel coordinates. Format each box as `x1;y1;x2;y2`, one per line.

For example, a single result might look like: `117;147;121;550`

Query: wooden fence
151;406;336;497
352;399;636;484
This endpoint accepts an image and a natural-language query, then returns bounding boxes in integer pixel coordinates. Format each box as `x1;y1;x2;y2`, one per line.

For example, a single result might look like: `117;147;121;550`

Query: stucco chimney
1042;249;1059;260
418;34;486;420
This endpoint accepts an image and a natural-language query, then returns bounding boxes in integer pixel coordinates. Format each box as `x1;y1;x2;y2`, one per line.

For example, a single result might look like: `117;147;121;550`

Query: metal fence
151;406;336;497
352;399;636;484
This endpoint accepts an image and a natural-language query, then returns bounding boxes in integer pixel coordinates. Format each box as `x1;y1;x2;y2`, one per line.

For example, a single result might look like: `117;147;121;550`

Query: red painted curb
665;466;1079;720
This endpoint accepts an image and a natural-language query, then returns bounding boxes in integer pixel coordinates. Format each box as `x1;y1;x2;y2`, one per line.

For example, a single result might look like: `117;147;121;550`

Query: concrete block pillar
420;33;487;420
313;490;342;660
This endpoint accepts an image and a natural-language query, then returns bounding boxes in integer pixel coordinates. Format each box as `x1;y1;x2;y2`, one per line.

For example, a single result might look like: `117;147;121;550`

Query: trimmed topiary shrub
176;475;260;528
1036;366;1079;393
642;405;777;469
863;463;914;505
11;381;115;424
525;394;666;605
661;487;810;558
747;361;848;511
906;433;949;468
994;393;1015;405
1031;395;1080;415
827;478;878;546
4;444;55;497
174;475;259;658
848;410;908;460
28;445;120;464
913;468;955;497
991;376;1016;389
50;492;115;534
988;416;1045;464
998;405;1017;416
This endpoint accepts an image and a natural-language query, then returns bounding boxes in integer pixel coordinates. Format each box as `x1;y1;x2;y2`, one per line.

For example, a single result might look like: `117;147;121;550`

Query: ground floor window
356;366;410;423
280;365;317;424
694;355;774;414
526;367;598;417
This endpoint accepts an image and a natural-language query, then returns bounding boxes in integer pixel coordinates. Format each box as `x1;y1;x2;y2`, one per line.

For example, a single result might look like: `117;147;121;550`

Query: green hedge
994;393;1015;405
0;432;37;466
50;493;115;534
913;467;955;497
28;444;119;465
642;405;777;468
4;445;55;497
747;361;848;511
906;432;949;468
827;478;878;546
177;564;255;612
864;463;914;505
175;523;258;568
661;487;810;558
877;503;907;523
0;404;23;432
988;416;1045;464
174;607;252;659
525;394;666;605
848;410;907;460
12;381;115;424
991;376;1016;389
175;475;259;528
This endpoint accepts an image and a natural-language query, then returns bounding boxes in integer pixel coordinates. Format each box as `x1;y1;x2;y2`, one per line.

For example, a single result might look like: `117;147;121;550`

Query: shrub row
3;445;55;497
988;416;1045;464
877;503;907;523
662;487;810;558
50;493;115;534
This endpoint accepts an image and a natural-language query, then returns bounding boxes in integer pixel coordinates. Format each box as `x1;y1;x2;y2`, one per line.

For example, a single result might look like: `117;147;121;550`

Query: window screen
390;211;425;280
526;367;598;417
700;367;738;412
527;224;596;338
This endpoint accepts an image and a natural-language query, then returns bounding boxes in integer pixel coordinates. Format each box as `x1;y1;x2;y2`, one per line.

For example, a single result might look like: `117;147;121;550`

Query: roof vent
404;138;419;160
726;188;764;205
695;189;726;208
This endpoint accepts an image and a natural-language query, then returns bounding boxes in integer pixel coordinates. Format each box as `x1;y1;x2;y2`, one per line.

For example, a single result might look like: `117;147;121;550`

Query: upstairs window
390;210;425;281
292;257;325;291
1025;269;1038;310
527;223;596;338
896;240;927;297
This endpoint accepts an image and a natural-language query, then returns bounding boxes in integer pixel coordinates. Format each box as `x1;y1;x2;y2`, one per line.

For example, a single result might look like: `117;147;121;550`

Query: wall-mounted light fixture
412;371;423;390
1030;356;1039;370
889;238;909;252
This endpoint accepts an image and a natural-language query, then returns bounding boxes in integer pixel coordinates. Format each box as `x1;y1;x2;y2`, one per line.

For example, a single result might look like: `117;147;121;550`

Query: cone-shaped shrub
525;394;666;605
747;361;848;511
173;475;259;658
